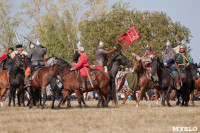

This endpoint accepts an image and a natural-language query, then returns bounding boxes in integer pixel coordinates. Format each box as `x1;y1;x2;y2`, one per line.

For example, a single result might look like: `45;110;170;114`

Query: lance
15;32;20;44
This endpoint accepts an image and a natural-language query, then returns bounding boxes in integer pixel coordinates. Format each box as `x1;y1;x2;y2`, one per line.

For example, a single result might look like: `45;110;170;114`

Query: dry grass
0;100;200;133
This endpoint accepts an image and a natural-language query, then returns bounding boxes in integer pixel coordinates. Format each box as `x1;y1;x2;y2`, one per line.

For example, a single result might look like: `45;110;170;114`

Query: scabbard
84;67;94;88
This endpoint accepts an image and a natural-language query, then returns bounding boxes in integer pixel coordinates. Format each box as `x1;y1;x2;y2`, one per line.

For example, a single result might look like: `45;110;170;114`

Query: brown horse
130;57;160;107
194;76;200;96
0;70;10;107
57;65;111;108
27;61;59;109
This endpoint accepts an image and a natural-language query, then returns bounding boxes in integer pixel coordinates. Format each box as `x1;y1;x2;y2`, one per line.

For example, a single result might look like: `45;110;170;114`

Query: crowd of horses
0;52;199;109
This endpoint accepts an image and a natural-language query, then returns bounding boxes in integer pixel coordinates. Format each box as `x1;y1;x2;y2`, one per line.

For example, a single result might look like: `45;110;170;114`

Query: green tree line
0;0;192;64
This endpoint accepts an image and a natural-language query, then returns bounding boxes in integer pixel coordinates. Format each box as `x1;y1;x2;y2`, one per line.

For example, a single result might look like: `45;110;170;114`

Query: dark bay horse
176;63;198;106
151;56;175;106
8;54;26;107
26;57;59;109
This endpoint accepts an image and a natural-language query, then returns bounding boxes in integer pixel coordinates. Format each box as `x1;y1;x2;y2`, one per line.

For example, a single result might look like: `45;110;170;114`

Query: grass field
0;100;200;133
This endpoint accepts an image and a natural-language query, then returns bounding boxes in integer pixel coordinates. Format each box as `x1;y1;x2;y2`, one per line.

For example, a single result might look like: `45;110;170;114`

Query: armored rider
24;40;47;88
176;45;193;71
95;40;116;72
141;45;158;83
162;40;181;90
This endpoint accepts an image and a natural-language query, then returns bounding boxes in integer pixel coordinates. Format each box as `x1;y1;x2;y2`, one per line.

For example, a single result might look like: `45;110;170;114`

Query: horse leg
166;87;172;107
0;88;7;107
17;88;21;107
8;88;13;107
81;93;88;108
161;90;166;106
137;87;145;107
132;91;138;106
58;91;68;109
27;87;33;108
12;88;16;107
122;89;132;104
51;90;55;109
190;90;195;106
97;95;102;108
41;87;47;109
75;90;82;108
67;95;72;108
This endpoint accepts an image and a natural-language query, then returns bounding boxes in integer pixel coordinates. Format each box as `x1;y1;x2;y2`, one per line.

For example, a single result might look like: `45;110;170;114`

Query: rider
95;40;116;72
70;46;90;91
141;45;158;83
73;41;81;63
176;45;193;71
0;47;14;70
24;40;47;88
162;40;181;90
10;43;28;59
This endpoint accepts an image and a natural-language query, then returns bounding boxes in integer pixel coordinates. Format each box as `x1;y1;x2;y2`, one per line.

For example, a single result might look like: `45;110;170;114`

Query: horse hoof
167;104;171;107
176;101;180;106
122;103;125;105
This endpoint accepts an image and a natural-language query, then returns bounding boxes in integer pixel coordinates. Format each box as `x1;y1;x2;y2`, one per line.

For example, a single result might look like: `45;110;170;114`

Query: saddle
29;65;44;80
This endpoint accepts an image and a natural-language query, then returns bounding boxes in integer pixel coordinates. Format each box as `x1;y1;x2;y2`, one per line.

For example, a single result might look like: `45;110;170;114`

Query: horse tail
117;73;128;93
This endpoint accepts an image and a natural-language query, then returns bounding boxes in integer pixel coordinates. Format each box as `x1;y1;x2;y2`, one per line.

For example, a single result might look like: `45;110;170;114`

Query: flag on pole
117;26;140;49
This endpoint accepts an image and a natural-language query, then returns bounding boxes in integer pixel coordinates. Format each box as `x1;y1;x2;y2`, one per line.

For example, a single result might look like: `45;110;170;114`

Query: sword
84;67;94;88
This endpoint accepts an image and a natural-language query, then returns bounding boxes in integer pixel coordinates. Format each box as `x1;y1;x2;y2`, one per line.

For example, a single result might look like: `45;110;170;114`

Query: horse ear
51;53;55;57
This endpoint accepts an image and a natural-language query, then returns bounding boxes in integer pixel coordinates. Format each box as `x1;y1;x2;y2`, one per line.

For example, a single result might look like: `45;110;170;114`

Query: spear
15;32;20;44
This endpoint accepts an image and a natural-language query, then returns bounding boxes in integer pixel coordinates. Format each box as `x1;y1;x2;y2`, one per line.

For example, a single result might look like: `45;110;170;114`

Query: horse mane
58;57;71;68
107;54;120;71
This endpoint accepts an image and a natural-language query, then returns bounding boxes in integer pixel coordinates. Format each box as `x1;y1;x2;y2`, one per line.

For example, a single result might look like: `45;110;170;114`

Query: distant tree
79;1;192;63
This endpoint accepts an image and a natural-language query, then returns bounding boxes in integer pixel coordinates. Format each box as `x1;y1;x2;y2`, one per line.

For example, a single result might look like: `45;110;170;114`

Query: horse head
112;53;132;67
11;54;24;68
185;63;198;81
45;56;59;67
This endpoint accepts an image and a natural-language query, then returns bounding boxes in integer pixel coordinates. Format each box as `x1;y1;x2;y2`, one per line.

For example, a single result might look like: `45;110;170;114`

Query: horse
193;76;200;97
150;56;175;106
8;54;26;107
0;70;10;107
26;56;59;109
124;54;160;107
176;63;198;106
56;58;111;108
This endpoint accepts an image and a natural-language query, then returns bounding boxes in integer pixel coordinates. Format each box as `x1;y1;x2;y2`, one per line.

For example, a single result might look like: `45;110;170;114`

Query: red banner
118;26;140;49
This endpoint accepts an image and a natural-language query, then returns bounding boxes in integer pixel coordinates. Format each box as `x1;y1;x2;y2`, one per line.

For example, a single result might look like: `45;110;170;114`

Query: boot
80;75;86;91
174;77;181;90
24;76;31;88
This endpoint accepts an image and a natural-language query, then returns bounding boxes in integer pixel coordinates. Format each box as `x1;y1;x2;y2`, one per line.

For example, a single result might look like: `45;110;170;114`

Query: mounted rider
73;41;81;63
141;45;158;83
10;43;28;59
95;40;116;72
0;47;14;70
70;46;90;91
175;45;193;71
162;40;181;90
24;40;47;88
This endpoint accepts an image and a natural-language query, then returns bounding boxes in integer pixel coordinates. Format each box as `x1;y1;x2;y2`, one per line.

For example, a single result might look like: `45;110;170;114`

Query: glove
164;63;167;66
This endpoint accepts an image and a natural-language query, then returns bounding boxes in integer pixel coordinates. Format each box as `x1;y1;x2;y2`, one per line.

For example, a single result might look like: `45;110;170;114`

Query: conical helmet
98;39;105;48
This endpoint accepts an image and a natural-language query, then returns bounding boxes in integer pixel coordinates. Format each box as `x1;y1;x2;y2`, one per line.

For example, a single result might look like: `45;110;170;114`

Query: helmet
165;40;172;46
98;40;105;48
76;41;82;49
36;39;42;46
179;45;185;49
145;45;152;51
78;46;84;52
16;43;23;48
179;45;186;53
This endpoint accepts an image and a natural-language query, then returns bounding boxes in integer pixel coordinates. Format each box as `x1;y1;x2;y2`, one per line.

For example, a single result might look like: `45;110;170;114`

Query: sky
13;0;200;63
